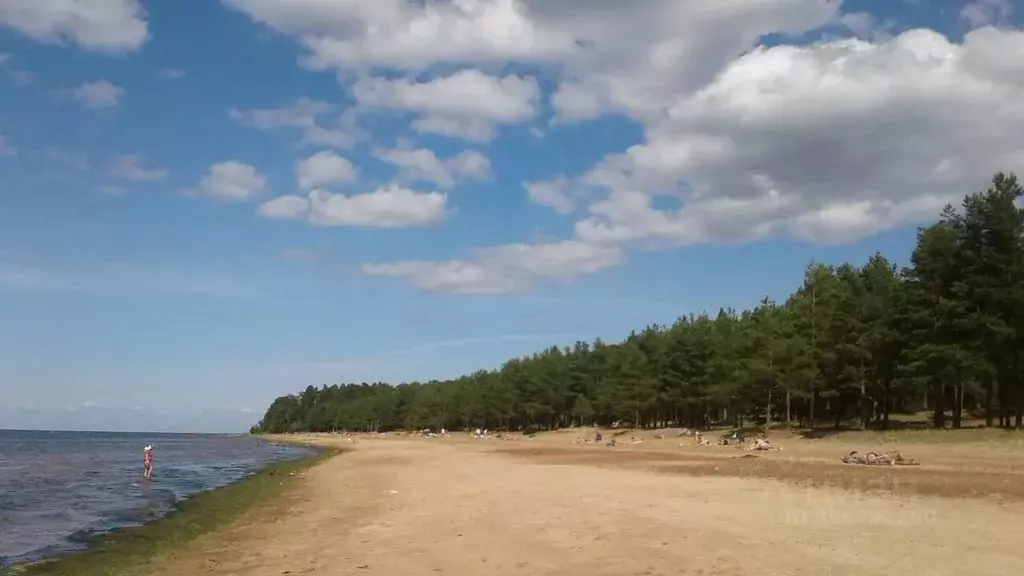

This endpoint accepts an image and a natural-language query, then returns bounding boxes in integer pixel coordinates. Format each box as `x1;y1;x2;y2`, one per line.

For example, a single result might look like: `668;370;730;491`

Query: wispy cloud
0;134;16;157
68;80;124;109
199;332;593;399
109;154;169;182
2;404;260;433
99;184;126;195
0;263;86;292
961;0;1013;28
297;332;591;371
44;147;89;171
0;54;32;85
279;249;316;262
383;333;589;357
9;69;33;86
0;261;258;299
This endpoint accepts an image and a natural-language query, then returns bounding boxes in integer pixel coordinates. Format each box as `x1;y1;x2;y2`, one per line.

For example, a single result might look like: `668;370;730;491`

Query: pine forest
253;173;1024;434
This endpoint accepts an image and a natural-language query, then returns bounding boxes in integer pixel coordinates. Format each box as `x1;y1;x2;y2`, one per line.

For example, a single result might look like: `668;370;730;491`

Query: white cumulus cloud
258;186;447;227
70;79;124;109
186;161;267;201
524;177;576;214
296;150;357;189
224;0;837;125
352;70;539;142
257;195;310;220
0;0;148;52
571;27;1024;246
373;146;491;189
222;0;1024;294
223;0;573;71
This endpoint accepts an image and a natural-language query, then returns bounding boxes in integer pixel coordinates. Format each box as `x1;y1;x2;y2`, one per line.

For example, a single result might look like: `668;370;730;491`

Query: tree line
253;173;1024;434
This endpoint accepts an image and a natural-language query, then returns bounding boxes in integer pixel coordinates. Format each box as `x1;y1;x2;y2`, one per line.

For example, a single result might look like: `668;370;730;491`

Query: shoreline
131;432;1024;575
9;430;1022;575
1;446;340;576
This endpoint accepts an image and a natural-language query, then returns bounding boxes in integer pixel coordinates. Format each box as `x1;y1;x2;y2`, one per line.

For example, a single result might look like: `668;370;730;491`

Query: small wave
97;488;176;531
1;542;73;570
101;506;160;526
66;528;96;543
142;487;179;507
37;509;72;521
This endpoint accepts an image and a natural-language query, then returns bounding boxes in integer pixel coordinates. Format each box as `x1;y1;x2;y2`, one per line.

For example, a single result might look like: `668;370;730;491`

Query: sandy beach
135;429;1024;576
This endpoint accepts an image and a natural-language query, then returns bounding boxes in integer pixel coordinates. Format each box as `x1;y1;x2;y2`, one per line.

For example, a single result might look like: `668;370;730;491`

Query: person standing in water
143;445;154;479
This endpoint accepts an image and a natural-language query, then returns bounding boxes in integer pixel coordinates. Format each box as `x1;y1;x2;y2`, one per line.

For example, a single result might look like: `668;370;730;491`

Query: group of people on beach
691;430;779;451
571;428;927;468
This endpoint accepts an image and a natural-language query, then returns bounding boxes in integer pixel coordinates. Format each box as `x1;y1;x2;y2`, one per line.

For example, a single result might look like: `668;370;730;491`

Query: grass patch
3;448;340;576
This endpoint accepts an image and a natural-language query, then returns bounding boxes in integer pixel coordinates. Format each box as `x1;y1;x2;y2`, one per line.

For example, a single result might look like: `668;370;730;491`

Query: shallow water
0;429;313;568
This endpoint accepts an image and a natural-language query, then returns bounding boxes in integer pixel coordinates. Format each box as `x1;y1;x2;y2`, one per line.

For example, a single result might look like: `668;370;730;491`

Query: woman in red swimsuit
143;445;154;479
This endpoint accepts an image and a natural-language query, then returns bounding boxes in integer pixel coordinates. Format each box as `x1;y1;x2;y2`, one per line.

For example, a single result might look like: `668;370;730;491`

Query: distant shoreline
1;446;339;576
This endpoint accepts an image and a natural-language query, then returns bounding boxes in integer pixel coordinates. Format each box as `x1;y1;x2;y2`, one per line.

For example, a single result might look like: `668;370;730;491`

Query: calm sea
0;430;314;568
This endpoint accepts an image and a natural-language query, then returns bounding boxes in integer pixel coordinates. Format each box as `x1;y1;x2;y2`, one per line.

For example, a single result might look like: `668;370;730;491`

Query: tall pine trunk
952;382;963;429
932;381;946;428
785;390;792;427
881;380;891;429
809;391;816;428
860;380;868;430
1016;356;1024;430
984;375;994;427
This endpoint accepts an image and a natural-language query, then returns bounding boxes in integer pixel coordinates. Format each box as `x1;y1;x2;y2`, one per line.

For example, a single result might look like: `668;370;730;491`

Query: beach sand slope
149;438;1024;576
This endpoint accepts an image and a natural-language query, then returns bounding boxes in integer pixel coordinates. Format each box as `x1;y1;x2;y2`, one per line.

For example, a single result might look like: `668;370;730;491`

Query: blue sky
1;0;1021;432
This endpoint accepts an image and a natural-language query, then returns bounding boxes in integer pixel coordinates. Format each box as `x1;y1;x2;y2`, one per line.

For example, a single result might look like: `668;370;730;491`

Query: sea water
0;430;313;568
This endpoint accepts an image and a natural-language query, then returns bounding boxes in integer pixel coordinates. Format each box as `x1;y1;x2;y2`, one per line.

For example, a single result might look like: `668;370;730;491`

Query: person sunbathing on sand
866;452;891;465
891;452;920;466
841;451;888;465
842;451;866;464
842;450;920;466
843;451;890;465
695;431;710;446
749;437;775;451
870;451;919;466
